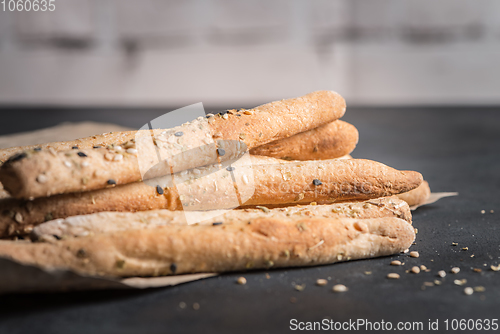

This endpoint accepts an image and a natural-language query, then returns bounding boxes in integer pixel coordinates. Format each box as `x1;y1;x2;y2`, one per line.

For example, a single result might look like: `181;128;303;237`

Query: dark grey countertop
0;106;499;334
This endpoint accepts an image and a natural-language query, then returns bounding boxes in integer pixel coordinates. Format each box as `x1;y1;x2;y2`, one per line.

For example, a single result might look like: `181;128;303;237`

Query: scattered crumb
332;284;348;292
437;270;446;278
423;282;434;287
464;287;474;295
451;242;458;246
454;279;467;286
451;267;460;274
411;266;421;274
316;279;328;286
474;286;486;292
179;302;186;309
237;277;247;285
420;265;427;271
481;210;485;214
391;260;402;266
434;280;442;285
409;251;419;258
295;284;306;292
193;303;200;310
491;265;500;271
387;273;400;279
473;268;482;273
364;271;372;275
462;247;469;251
471;255;475;258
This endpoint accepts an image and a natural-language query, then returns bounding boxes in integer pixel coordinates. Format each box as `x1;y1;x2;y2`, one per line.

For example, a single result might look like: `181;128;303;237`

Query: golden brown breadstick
0;91;346;199
31;197;412;241
396;180;431;207
0;216;415;277
250;120;358;161
0;157;422;237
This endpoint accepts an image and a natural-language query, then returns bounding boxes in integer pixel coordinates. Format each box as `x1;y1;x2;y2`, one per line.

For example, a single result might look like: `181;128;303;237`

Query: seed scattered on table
411;266;420;274
14;212;23;223
454;279;467;286
387;273;400;279
462;247;468;251
451;242;458;246
474;286;485;292
391;260;402;266
192;303;200;310
437;270;446;278
316;279;328;286
464;287;474;295
451;267;460;274
481;210;485;214
434;280;442;285
491;265;500;271
364;271;372;275
295;284;306;291
473;268;482;273
179;302;186;309
237;277;247;285
409;251;419;258
332;284;348;292
420;265;427;271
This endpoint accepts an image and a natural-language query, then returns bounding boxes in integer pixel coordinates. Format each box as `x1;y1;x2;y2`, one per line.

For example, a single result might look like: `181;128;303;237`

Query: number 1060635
2;0;55;11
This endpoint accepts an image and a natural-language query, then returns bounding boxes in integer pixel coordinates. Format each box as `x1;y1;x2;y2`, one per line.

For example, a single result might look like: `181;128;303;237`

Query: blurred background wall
1;0;500;107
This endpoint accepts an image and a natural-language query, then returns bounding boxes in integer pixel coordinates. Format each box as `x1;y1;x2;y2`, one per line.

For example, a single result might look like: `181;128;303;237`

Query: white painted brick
350;0;399;39
309;0;350;34
402;0;482;28
14;0;94;41
115;0;201;40
209;0;291;44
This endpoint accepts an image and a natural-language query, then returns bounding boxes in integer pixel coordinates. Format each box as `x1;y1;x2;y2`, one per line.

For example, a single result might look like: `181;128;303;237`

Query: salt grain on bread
0;91;346;199
0;157;422;237
0;216;415;277
31;197;412;240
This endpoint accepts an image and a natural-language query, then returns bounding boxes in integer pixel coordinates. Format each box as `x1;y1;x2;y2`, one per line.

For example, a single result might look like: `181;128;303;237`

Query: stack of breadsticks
0;91;430;278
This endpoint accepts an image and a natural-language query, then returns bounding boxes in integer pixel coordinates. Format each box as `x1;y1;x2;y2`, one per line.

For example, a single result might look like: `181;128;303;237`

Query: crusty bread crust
0;216;415;277
31;197;412;240
395;180;431;207
0;157;421;237
0;91;346;199
250;120;358;161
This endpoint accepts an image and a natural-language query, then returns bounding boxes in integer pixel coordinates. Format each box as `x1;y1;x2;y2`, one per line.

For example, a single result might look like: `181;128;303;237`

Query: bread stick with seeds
31;197;412;241
395;180;431;207
0;91;346;199
0;216;415;277
250;120;358;161
0;157;421;237
0;131;137;165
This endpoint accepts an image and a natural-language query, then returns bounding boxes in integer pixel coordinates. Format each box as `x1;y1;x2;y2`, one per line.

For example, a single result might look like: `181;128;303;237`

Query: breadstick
395;180;431;207
31;197;412;240
0;216;415;277
0;131;137;165
0;91;346;199
250;120;358;161
0;157;421;237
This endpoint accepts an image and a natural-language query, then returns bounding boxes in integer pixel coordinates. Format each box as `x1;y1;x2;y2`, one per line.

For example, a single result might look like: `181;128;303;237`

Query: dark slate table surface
0;106;499;334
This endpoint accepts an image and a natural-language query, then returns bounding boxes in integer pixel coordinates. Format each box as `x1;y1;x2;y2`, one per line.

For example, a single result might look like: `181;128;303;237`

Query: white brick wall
0;0;499;106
